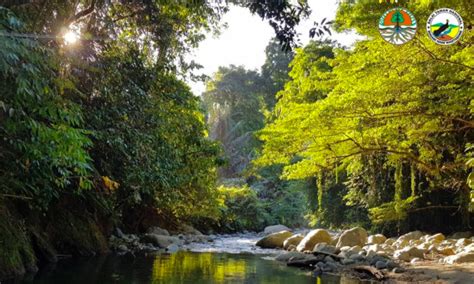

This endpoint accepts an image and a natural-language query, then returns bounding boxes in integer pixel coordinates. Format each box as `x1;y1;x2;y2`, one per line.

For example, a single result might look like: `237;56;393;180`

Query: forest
0;0;472;282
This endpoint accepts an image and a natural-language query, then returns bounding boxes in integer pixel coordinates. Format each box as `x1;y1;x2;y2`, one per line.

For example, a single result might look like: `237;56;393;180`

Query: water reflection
17;252;317;284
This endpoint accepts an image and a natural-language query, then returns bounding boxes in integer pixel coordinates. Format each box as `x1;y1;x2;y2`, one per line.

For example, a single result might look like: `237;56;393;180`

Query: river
11;234;370;283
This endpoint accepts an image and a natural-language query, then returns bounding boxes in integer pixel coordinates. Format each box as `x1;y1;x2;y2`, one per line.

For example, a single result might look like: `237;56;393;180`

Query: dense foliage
257;1;473;234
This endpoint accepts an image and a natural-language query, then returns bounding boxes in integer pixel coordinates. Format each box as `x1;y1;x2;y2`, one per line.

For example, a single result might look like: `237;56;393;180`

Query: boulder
141;234;181;248
296;229;332;252
336;227;368;248
283;234;304;250
439;247;456;256
398;231;423;242
263;225;290;235
313;243;338;255
444;252;474;264
427;233;445;244
403;246;425;258
368;234;387;244
393;250;411;262
256;231;293;249
275;251;308;262
147;226;170;236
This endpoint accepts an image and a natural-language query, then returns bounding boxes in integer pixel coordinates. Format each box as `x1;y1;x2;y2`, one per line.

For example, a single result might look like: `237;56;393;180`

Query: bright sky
187;0;362;96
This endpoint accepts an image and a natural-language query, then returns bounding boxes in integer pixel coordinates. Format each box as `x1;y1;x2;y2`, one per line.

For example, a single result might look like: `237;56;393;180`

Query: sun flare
63;30;79;44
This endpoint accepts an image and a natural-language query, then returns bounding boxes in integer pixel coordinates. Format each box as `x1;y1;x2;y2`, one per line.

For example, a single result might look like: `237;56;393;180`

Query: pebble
375;260;387;269
393;267;406;273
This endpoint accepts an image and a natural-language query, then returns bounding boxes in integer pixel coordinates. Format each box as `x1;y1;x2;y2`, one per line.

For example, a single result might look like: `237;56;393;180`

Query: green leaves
257;1;473;228
0;11;92;209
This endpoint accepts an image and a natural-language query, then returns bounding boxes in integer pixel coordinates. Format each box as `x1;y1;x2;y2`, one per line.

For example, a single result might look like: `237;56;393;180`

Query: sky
187;0;362;96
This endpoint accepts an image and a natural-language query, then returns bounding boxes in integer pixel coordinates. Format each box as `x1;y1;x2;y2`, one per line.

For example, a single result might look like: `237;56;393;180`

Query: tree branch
65;0;96;27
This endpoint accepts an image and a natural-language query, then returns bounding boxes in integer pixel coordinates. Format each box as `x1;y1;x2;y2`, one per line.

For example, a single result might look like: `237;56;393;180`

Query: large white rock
296;229;332;252
263;225;290;235
256;231;293;249
283;234;304;250
368;234;387;244
336;227;368;248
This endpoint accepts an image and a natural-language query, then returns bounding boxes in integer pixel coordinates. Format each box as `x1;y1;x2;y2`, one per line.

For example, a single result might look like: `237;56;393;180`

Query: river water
14;234;368;284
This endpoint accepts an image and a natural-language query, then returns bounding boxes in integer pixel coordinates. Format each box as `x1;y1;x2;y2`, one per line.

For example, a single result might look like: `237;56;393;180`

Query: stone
147;226;170;236
427;233;445;244
394;250;411;262
384;238;395;246
283;234;304;250
400;246;425;259
456;238;472;247
368;234;387;244
464;243;474;253
365;250;376;259
398;231;423;242
386;260;398;269
393;267;406;273
324;256;335;263
275;251;308;262
263;225;290;235
256;230;293;249
114;228;126;238
349;253;366;262
313;243;338;255
325;262;338;272
439;247;456;256
370;255;389;266
450;231;473;239
117;244;128;252
444;252;474;264
313;266;322;276
341;258;356;265
349;245;363;253
296;229;332;252
375;260;387;269
336;227;368;248
410;257;421;264
141;234;181;248
166;244;179;253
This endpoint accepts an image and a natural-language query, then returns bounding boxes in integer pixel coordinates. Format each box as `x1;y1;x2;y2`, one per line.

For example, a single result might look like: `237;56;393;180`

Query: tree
256;1;473;232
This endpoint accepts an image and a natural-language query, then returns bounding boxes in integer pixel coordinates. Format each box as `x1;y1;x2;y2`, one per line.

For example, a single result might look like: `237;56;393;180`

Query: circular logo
426;8;464;45
379;8;417;45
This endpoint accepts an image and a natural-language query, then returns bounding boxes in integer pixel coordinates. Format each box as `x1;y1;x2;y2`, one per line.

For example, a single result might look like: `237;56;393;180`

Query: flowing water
11;234;368;284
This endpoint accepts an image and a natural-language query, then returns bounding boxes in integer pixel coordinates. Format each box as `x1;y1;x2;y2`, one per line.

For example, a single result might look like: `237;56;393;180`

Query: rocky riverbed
255;225;474;282
108;224;474;282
